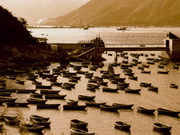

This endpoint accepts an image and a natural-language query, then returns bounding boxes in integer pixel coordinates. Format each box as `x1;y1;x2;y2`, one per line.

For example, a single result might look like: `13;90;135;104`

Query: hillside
42;0;180;27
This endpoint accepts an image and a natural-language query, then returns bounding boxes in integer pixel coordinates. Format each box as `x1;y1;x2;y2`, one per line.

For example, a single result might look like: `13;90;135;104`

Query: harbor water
0;27;180;135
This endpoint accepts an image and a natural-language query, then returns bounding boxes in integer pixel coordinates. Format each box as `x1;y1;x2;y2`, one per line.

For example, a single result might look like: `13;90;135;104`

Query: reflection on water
0;28;180;135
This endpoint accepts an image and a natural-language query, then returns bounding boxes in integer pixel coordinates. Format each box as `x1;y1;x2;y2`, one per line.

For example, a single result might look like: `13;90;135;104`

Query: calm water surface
0;27;180;135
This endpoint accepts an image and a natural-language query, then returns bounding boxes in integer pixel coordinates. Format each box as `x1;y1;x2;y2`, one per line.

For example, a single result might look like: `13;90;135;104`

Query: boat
70;128;95;135
85;101;106;107
0;92;12;96
40;89;60;94
20;124;45;132
137;106;156;115
102;88;118;92
36;84;52;89
169;83;178;88
32;119;51;127
16;89;36;93
4;116;20;125
27;98;47;104
141;70;151;74
148;86;158;92
117;27;126;31
44;94;67;99
124;88;141;94
30;92;43;98
157;108;180;117
112;103;134;109
153;123;172;132
70;119;88;128
100;105;119;112
78;95;95;101
36;103;60;109
114;121;131;131
140;82;151;87
157;70;169;74
67;99;78;106
30;115;49;121
63;104;87;110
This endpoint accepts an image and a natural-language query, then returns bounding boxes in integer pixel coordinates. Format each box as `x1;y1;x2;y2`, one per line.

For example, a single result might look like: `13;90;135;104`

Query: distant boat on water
117;27;127;31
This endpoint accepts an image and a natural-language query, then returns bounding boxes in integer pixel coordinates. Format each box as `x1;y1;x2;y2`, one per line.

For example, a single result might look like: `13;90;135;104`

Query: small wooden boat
27;98;47;104
128;76;138;80
36;84;52;89
125;88;141;94
158;65;164;69
153;123;172;132
20;124;44;132
70;119;88;128
137;106;156;114
30;92;43;98
169;83;178;89
148;86;158;92
0;92;12;96
15;80;25;85
4;117;20;125
140;82;151;87
0;97;17;102
16;89;36;93
102;88;118;92
114;121;131;131
15;102;29;107
51;82;62;86
157;108;180;117
112;103;134;109
30;115;49;121
44;94;67;99
32;119;51;127
36;103;60;109
40;90;60;94
78;95;95;101
70;128;95;135
85;101;106;107
157;70;169;74
100;105;119;112
141;70;151;74
63;104;87;110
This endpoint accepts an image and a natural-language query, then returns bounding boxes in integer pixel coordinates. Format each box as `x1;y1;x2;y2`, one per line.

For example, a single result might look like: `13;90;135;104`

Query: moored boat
30;115;49;121
70;128;95;135
112;103;134;109
27;98;47;104
125;88;141;94
157;108;180;117
153;123;172;132
70;119;88;128
36;103;60;109
78;95;95;101
44;94;67;99
85;101;106;107
20;124;45;132
137;106;156;115
102;88;118;92
100;105;119;112
114;121;131;131
63;104;87;110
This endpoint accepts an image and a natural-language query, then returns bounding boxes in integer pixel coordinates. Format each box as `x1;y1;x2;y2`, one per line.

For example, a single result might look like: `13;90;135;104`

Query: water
1;27;180;135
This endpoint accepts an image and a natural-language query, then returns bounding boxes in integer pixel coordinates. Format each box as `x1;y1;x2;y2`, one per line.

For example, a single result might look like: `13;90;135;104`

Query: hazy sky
0;0;89;24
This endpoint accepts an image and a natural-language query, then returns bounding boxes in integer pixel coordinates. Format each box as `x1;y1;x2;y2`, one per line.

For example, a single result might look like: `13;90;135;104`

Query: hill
42;0;180;27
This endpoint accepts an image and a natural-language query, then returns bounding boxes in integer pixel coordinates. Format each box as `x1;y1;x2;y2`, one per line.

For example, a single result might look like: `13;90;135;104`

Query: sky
0;0;89;25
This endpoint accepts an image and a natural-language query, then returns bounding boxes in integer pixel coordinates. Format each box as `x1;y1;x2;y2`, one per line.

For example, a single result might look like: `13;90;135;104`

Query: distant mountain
42;0;180;27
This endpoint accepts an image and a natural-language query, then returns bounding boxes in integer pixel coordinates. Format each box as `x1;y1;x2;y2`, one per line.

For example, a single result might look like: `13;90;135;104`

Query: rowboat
40;90;60;94
32;119;51;127
137;106;156;115
20;124;44;132
30;115;49;121
157;108;180;117
78;95;95;101
63;104;87;110
16;89;36;93
169;83;178;89
125;88;141;94
27;98;47;104
44;94;67;99
148;86;158;92
36;103;60;109
102;88;118;92
100;105;119;112
70;119;88;128
4;116;20;125
153;123;172;132
114;121;131;131
112;103;134;109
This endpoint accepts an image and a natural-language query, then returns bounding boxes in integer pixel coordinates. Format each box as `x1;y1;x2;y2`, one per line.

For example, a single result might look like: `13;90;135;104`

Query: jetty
49;32;180;61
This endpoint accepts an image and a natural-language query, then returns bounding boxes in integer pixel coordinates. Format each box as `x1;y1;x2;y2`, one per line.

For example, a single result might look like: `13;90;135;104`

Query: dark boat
70;119;88;128
30;92;43;98
78;95;95;101
140;82;151;87
112;103;134;109
157;108;180;117
169;83;178;89
40;90;60;94
137;106;156;115
4;117;20;125
117;27;126;31
36;103;60;109
125;88;141;94
32;119;51;127
100;105;119;112
36;84;52;89
20;124;45;132
63;104;87;110
30;115;49;121
70;128;95;135
44;94;67;99
27;98;47;104
0;92;12;96
141;70;151;74
16;89;36;93
102;88;118;93
157;70;169;74
85;101;106;107
148;86;158;92
67;99;78;106
114;121;131;131
153;123;172;132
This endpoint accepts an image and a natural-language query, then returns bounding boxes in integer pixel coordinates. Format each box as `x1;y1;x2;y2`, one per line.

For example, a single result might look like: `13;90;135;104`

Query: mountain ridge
42;0;180;27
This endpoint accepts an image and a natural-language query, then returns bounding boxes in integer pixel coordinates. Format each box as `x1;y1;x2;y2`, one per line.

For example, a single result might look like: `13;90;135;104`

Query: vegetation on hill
42;0;180;27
